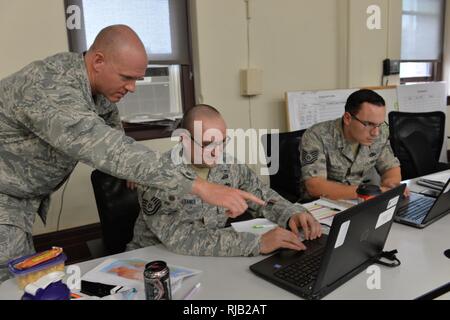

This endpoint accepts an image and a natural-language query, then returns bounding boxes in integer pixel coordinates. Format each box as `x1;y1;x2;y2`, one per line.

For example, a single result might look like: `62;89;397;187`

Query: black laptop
394;178;450;228
250;184;405;300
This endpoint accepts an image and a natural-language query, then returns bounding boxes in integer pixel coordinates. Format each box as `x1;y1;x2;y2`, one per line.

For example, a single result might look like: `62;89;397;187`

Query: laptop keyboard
274;249;324;289
397;196;435;222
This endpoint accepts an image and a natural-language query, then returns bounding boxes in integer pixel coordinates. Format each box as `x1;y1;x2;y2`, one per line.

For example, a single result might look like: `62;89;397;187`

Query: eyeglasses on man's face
190;135;231;150
350;113;387;131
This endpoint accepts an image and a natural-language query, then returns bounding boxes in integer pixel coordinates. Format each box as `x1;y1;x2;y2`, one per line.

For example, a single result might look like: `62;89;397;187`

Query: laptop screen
423;178;450;223
313;185;405;292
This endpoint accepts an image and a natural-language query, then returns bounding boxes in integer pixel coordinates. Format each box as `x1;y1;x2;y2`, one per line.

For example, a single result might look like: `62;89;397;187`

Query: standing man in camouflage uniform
0;25;263;282
300;89;405;201
128;105;322;256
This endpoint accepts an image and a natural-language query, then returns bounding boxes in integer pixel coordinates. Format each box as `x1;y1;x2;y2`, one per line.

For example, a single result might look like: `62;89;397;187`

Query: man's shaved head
181;104;223;135
180;104;227;168
88;24;147;63
84;25;148;102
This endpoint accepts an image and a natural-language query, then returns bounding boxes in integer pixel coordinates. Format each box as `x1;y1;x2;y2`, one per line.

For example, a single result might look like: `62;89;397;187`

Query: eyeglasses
350;114;387;131
190;135;231;150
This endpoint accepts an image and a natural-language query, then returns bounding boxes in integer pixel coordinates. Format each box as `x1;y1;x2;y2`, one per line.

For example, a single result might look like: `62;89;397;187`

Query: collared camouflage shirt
299;118;400;200
128;144;308;257
0;52;194;232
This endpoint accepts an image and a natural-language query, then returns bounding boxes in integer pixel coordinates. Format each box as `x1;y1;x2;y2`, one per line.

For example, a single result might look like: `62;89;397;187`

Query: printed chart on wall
286;87;399;131
397;82;447;113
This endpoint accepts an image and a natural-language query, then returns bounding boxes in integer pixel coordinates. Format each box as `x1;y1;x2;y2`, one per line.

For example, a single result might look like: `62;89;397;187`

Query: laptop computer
394;178;450;229
249;184;405;300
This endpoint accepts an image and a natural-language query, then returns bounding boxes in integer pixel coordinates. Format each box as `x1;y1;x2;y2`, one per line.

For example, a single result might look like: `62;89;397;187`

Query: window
65;0;195;140
400;0;445;84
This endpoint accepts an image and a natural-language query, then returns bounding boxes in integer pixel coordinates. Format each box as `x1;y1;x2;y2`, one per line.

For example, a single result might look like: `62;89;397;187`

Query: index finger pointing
239;190;265;206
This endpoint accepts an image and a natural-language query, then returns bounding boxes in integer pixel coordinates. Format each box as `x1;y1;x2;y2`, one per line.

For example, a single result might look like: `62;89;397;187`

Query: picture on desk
101;259;146;281
99;259;201;282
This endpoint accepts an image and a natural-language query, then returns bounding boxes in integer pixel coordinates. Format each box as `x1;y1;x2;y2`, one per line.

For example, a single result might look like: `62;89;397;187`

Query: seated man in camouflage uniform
300;89;405;201
0;25;264;283
128;105;322;256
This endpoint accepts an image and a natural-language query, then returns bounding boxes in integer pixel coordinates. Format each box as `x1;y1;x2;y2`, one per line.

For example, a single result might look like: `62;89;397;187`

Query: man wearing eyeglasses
0;25;265;283
127;104;323;256
300;89;404;201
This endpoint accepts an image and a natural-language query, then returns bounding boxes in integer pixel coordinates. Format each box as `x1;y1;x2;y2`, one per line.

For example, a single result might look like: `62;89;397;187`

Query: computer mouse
444;249;450;259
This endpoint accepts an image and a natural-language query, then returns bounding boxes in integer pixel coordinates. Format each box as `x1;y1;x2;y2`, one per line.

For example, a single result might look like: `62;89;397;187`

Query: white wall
0;1;68;79
347;0;402;88
191;0;342;132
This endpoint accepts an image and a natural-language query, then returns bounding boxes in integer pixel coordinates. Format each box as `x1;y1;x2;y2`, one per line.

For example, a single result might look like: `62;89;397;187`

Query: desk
1;175;449;300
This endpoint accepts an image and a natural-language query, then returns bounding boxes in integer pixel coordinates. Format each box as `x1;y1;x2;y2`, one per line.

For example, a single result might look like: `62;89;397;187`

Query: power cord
56;177;71;231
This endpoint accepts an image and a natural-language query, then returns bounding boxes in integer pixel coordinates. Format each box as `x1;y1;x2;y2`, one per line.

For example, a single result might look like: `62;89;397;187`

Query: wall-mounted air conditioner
117;65;183;123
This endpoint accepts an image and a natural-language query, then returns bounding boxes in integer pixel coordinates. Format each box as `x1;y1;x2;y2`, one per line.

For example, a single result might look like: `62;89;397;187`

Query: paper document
303;199;344;221
287;89;354;130
81;258;202;299
302;198;356;227
231;218;277;235
397;82;447;114
420;171;450;184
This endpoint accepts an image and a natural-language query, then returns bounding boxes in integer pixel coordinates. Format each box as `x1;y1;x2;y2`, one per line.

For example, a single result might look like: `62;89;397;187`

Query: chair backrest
402;131;437;177
388;111;445;179
90;170;140;255
261;130;305;203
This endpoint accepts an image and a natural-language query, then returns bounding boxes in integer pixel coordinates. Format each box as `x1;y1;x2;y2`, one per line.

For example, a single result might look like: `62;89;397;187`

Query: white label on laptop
334;220;350;249
444;183;450;194
375;206;396;229
387;196;400;209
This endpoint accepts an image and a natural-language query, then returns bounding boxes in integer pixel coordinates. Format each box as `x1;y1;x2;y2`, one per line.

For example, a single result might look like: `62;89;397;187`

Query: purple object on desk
21;281;70;300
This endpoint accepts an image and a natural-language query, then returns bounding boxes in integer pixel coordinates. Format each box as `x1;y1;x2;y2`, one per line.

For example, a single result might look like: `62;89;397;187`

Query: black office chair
388;111;450;180
90;170;141;255
261;130;305;203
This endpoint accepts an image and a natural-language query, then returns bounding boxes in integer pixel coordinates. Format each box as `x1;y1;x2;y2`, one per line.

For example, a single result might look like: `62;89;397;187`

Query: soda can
144;260;172;300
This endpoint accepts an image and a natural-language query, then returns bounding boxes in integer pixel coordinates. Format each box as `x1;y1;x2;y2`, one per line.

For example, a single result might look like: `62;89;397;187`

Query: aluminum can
144;260;172;300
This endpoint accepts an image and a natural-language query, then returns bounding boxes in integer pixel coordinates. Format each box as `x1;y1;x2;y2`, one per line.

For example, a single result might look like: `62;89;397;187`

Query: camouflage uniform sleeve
237;164;307;228
101;104;123;131
375;128;401;175
13;89;194;195
299;128;327;180
138;186;261;257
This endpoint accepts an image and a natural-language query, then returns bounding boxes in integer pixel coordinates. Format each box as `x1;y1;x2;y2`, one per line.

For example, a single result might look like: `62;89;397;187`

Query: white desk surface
1;174;449;300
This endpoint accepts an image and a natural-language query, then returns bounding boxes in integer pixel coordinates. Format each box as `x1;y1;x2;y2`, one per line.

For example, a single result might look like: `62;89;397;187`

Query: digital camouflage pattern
0;224;34;283
299;118;400;200
128;144;309;257
0;52;195;281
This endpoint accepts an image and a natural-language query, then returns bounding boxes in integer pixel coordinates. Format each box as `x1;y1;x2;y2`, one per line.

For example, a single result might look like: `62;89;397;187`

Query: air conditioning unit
117;65;183;123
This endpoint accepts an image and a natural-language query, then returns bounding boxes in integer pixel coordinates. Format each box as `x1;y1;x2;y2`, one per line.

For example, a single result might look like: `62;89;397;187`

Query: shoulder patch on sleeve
142;197;162;216
302;149;319;165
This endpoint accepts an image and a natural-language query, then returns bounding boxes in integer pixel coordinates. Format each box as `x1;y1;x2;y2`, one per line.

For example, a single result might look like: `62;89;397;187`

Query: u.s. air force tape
302;150;319;165
142;197;162;216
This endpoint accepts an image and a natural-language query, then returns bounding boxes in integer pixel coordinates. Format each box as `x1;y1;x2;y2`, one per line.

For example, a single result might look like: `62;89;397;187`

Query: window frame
64;0;195;141
400;0;446;87
399;60;442;84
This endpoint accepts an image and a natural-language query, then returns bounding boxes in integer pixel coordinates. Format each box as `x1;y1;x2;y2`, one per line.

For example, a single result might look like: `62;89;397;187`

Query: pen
308;204;341;212
183;282;201;300
322;206;341;212
252;224;275;229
